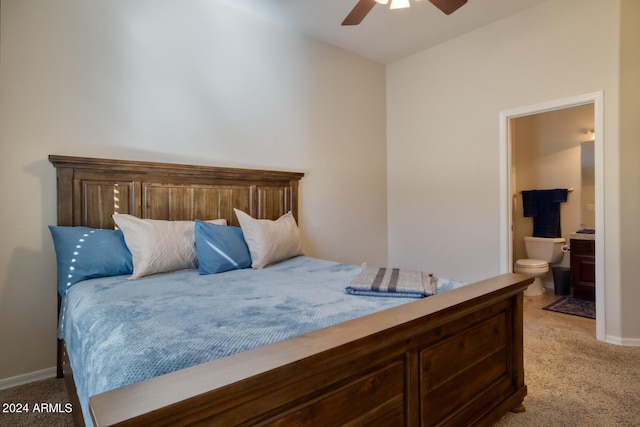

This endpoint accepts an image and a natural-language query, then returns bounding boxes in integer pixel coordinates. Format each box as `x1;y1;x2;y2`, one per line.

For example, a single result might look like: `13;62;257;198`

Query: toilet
514;236;566;296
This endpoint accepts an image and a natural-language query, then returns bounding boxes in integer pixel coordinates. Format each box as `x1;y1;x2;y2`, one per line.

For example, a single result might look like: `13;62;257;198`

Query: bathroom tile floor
523;290;596;336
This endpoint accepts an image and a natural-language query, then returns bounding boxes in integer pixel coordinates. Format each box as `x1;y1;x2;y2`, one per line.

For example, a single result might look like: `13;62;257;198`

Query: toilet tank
524;236;566;263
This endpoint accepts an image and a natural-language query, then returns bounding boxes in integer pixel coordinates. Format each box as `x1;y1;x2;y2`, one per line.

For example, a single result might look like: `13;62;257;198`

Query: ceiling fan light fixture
343;0;468;26
390;0;410;9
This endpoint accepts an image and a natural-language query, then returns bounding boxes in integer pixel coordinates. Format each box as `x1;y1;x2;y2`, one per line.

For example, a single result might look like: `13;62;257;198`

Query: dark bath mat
543;296;596;319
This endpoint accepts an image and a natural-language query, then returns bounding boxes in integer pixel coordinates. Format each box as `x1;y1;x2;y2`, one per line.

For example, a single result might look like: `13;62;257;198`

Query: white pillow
112;214;227;279
233;209;303;269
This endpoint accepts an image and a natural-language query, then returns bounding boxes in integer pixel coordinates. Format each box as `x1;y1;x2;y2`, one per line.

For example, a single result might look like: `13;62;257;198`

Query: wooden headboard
48;155;304;229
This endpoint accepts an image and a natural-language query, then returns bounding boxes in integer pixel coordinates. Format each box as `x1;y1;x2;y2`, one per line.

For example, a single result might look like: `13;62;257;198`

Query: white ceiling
218;0;547;64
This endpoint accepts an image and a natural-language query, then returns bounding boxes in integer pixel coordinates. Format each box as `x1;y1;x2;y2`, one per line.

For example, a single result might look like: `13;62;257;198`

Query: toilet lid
515;259;548;268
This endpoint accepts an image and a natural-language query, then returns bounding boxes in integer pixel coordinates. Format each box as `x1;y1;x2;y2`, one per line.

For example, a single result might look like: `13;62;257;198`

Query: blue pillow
194;221;251;274
49;226;133;296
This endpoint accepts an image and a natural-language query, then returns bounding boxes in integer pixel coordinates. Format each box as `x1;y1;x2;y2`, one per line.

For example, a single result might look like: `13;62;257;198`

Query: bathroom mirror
581;140;595;229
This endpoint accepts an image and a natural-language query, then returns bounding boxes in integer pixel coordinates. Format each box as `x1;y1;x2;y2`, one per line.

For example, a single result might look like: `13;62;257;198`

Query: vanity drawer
570;239;594;256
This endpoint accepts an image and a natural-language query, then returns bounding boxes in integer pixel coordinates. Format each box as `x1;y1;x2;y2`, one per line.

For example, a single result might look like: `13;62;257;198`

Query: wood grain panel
191;186;251;224
81;181;133;229
423;349;510;426
141;184;253;223
256;186;289;220
421;313;507;391
421;313;511;426
265;361;405;427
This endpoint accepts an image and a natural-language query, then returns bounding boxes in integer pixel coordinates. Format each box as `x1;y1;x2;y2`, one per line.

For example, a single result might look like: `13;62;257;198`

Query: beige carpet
0;376;72;427
495;321;640;426
1;321;639;427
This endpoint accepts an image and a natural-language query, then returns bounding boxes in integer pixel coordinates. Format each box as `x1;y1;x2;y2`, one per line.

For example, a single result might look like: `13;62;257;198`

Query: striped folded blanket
345;267;437;298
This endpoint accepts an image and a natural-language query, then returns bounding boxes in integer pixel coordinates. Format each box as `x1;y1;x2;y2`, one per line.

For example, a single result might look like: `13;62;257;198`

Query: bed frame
49;155;531;427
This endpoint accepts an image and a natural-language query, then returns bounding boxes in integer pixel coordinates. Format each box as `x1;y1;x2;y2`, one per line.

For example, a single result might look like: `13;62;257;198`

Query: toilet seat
515;259;548;269
514;259;549;276
514;259;549;296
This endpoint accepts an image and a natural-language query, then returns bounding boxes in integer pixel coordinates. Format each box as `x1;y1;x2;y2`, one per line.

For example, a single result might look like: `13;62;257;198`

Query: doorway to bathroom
499;92;605;340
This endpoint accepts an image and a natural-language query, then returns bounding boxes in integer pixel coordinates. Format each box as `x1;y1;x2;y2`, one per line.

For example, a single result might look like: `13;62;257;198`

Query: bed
49;155;532;427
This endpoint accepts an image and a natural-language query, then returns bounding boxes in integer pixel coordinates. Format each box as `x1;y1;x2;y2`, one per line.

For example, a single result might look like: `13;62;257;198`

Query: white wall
619;0;640;342
0;0;388;380
387;0;636;341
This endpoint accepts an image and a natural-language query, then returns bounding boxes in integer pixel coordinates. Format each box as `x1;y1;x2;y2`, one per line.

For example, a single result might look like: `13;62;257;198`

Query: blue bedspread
58;256;464;426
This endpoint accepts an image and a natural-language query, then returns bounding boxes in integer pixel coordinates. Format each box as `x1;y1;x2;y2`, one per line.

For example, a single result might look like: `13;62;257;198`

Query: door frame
499;91;605;340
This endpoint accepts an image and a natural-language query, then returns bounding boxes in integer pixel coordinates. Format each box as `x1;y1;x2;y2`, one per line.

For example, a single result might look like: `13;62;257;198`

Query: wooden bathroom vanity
570;236;596;301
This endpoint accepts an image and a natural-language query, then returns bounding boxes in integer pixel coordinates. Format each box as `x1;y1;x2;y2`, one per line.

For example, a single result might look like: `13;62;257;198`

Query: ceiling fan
342;0;468;26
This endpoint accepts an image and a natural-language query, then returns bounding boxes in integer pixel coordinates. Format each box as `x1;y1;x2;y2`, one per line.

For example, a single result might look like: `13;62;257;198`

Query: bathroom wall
511;103;595;275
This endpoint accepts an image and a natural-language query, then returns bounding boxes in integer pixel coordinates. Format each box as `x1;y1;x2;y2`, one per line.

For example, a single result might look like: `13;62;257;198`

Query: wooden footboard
88;273;531;427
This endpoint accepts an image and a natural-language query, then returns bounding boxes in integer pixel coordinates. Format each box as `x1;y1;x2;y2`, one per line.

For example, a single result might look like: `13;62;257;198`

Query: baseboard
605;335;640;346
0;367;57;391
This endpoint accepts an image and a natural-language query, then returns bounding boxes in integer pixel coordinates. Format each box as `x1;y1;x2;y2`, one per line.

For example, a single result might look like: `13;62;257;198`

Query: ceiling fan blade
429;0;468;15
342;0;378;26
